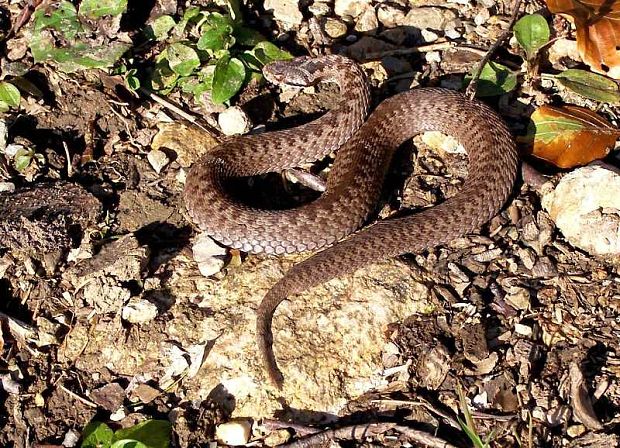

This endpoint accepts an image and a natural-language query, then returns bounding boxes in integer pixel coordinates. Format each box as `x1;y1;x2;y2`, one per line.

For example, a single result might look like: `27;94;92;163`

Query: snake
183;55;519;388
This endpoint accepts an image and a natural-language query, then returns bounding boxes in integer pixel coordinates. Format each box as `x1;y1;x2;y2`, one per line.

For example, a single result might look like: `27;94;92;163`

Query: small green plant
456;385;495;448
0;81;21;112
146;1;292;105
513;13;550;62
81;419;171;448
28;0;131;73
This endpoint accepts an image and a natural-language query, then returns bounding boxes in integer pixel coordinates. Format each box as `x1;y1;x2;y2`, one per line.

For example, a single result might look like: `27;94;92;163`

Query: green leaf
554;69;620;104
53;42;131;73
0;82;21;107
33;1;80;39
234;26;265;46
147;15;176;41
173;6;201;37
252;41;293;66
211;53;246;104
166;43;201;77
464;61;517;97
149;62;179;91
111;420;171;448
125;69;140;91
513;14;550;60
197;13;235;51
0;101;8;113
110;441;149;448
81;421;114;448
79;0;128;18
13;148;33;172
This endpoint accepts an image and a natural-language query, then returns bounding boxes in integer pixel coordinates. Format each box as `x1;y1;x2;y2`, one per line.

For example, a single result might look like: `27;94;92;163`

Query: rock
122;297;159;324
90;383;125;412
345;36;397;60
163;255;431;417
216;420;252;446
117;190;177;233
218;106;252;136
147;148;169;174
324;18;348;38
308;1;331;16
334;0;371;18
354;6;378;33
421;29;440;42
0;182;101;270
191;233;228;277
151;122;219;168
403;7;457;31
264;0;303;26
377;4;406;27
541;162;620;257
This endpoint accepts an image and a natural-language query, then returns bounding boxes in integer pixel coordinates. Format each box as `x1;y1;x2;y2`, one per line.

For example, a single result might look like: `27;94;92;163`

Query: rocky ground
0;0;619;447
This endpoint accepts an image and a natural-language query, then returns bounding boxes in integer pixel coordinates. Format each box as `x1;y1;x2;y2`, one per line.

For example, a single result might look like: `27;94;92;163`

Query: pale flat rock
335;0;371;18
218;106;252;136
541;162;620;257
403;7;457;30
264;0;303;26
167;254;431;418
324;18;348;38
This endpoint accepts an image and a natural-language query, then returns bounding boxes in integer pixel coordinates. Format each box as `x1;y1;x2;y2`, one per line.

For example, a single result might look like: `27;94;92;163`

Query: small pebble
218;106;252;136
147;148;169;174
324;18;348;38
121;297;159;324
421;29;439;42
216;420;252;446
425;51;442;63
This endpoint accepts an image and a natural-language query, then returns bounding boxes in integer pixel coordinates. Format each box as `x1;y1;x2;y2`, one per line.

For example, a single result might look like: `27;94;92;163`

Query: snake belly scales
183;55;519;388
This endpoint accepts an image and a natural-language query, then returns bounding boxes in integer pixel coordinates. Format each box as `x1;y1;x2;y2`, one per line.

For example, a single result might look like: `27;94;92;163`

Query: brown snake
184;55;519;388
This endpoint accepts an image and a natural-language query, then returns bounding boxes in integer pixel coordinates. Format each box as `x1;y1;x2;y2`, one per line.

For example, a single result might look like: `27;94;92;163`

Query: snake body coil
184;55;519;388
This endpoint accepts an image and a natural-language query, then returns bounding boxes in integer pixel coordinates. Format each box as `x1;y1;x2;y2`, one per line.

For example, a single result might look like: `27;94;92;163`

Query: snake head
263;56;325;87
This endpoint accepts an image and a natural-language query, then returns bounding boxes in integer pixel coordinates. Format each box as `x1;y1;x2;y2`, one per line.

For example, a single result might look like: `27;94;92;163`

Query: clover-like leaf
111;420;171;448
197;12;235;51
147;15;176;41
0;82;21;108
79;0;127;18
211;53;246;104
81;421;114;448
464;62;517;97
167;43;201;77
514;14;550;60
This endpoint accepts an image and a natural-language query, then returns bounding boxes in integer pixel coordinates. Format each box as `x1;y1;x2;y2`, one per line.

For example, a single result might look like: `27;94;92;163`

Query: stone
216;420;252;446
122;297;159;324
354;6;378;33
218;106;252;136
191;232;228;277
541;162;620;257
403;7;457;30
335;0;371;18
147;148;169;174
264;0;303;26
377;4;406;27
324;18;348;38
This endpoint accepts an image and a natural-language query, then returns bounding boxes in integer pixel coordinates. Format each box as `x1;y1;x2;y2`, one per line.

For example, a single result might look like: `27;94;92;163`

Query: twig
281;422;396;447
261;419;320;437
371;398;461;429
138;87;220;139
465;0;523;99
394;426;459;448
58;384;98;408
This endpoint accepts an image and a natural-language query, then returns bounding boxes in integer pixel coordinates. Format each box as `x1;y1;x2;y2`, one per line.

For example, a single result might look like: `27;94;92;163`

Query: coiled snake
184;55;519;388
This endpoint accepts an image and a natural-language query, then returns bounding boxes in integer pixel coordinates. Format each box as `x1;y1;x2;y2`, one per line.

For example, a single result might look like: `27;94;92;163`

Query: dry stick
394;426;460;448
364;41;455;61
138;87;221;140
280;422;396;447
464;0;523;100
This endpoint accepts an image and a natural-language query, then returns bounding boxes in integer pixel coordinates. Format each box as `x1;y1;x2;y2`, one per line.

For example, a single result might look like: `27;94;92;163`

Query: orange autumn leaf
546;0;620;78
524;104;620;168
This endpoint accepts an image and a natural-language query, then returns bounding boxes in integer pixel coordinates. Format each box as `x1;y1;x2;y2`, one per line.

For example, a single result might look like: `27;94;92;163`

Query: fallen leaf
523;104;620;168
554;68;620;103
546;0;620;78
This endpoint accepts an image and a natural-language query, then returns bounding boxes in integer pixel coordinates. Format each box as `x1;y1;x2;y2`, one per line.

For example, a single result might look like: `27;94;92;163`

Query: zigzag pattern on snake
183;55;519;388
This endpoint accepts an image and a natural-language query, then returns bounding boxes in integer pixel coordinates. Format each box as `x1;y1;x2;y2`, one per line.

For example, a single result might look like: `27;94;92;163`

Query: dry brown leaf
524;104;620;168
546;0;620;78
